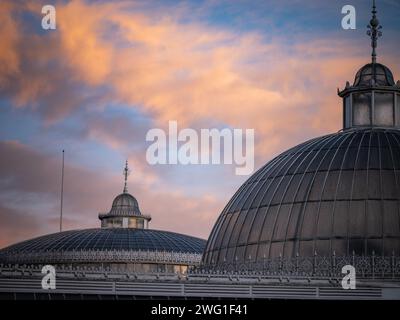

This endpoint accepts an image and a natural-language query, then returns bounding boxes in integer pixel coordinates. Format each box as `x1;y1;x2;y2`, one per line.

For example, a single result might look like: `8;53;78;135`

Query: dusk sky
0;0;399;248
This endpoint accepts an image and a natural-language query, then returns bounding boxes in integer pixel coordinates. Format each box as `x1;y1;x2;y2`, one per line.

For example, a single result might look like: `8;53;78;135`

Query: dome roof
112;193;139;208
354;63;395;86
0;228;206;265
202;128;400;267
108;192;142;216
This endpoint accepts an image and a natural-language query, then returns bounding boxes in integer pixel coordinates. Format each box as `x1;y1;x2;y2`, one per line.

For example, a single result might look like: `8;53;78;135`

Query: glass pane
353;93;371;126
238;209;256;244
248;208;267;243
374;92;393;126
272;204;290;241
345;96;351;128
366;200;382;237
397;94;400;126
317;202;333;238
301;202;318;238
349;200;365;237
222;212;239;247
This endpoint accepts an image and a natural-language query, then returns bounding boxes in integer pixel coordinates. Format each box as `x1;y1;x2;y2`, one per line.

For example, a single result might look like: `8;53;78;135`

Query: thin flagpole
60;150;64;232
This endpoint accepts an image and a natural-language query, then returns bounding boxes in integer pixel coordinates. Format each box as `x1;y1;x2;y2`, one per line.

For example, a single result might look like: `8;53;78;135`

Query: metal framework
0;249;202;266
203;128;400;265
198;253;400;279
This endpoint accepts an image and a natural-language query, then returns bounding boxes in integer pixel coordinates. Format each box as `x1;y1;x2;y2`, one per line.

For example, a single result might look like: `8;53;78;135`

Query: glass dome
111;193;141;215
354;63;395;87
202;128;400;267
0;228;206;265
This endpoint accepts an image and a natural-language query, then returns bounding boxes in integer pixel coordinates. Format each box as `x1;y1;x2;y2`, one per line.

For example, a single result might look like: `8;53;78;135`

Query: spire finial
367;0;382;64
123;160;130;193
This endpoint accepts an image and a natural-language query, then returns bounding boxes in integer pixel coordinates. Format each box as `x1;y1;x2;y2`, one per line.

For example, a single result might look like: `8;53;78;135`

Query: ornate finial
367;0;382;64
123;160;130;193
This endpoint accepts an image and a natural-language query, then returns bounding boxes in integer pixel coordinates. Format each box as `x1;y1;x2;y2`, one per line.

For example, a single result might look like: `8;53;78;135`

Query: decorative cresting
98;161;151;228
0;250;202;266
339;1;400;129
193;253;400;280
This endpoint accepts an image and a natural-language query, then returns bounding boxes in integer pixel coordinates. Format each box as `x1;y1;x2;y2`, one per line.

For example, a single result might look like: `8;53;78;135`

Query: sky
0;0;399;248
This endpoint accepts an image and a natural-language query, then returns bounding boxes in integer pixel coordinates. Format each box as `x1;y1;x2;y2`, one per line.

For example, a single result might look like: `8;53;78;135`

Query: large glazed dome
0;228;205;265
202;128;400;267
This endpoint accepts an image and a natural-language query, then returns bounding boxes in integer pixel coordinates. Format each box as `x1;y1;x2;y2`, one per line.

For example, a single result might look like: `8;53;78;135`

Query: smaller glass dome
111;193;141;215
354;63;395;87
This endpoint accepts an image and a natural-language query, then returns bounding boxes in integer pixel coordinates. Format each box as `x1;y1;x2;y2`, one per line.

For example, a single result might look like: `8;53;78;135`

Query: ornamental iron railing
194;252;400;279
0;249;202;266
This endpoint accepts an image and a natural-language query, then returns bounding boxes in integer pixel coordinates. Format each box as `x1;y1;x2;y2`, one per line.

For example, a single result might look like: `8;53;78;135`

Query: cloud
2;0;390;155
0;140;221;248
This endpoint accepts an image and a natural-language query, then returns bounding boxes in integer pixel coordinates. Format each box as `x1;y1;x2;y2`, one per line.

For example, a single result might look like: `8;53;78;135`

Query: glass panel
345;95;351;128
332;239;348;255
256;242;269;260
315;239;330;255
349;200;365;237
260;178;279;206
333;201;348;237
374;92;394;126
309;171;326;201
136;219;144;229
397;94;400;126
283;241;293;258
271;176;292;205
348;239;365;255
259;206;278;242
269;242;284;257
367;239;382;255
382;171;397;199
368;170;381;198
286;203;301;239
221;212;239;247
353;92;371;126
128;218;137;228
213;214;232;249
322;171;340;200
299;240;313;256
336;171;354;199
301;202;318;238
272;204;290;241
317;202;333;238
283;174;302;202
238;209;256;244
366;200;382;237
383;201;399;236
352;170;367;199
227;211;246;246
248;208;267;243
244;244;258;261
235;246;245;262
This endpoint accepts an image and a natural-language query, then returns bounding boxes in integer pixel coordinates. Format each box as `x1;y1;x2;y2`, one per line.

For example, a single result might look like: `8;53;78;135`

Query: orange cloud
3;0;398;162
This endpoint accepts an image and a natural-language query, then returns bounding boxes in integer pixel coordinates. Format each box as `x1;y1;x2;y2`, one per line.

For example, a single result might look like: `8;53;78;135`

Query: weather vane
123;160;130;193
367;0;382;64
